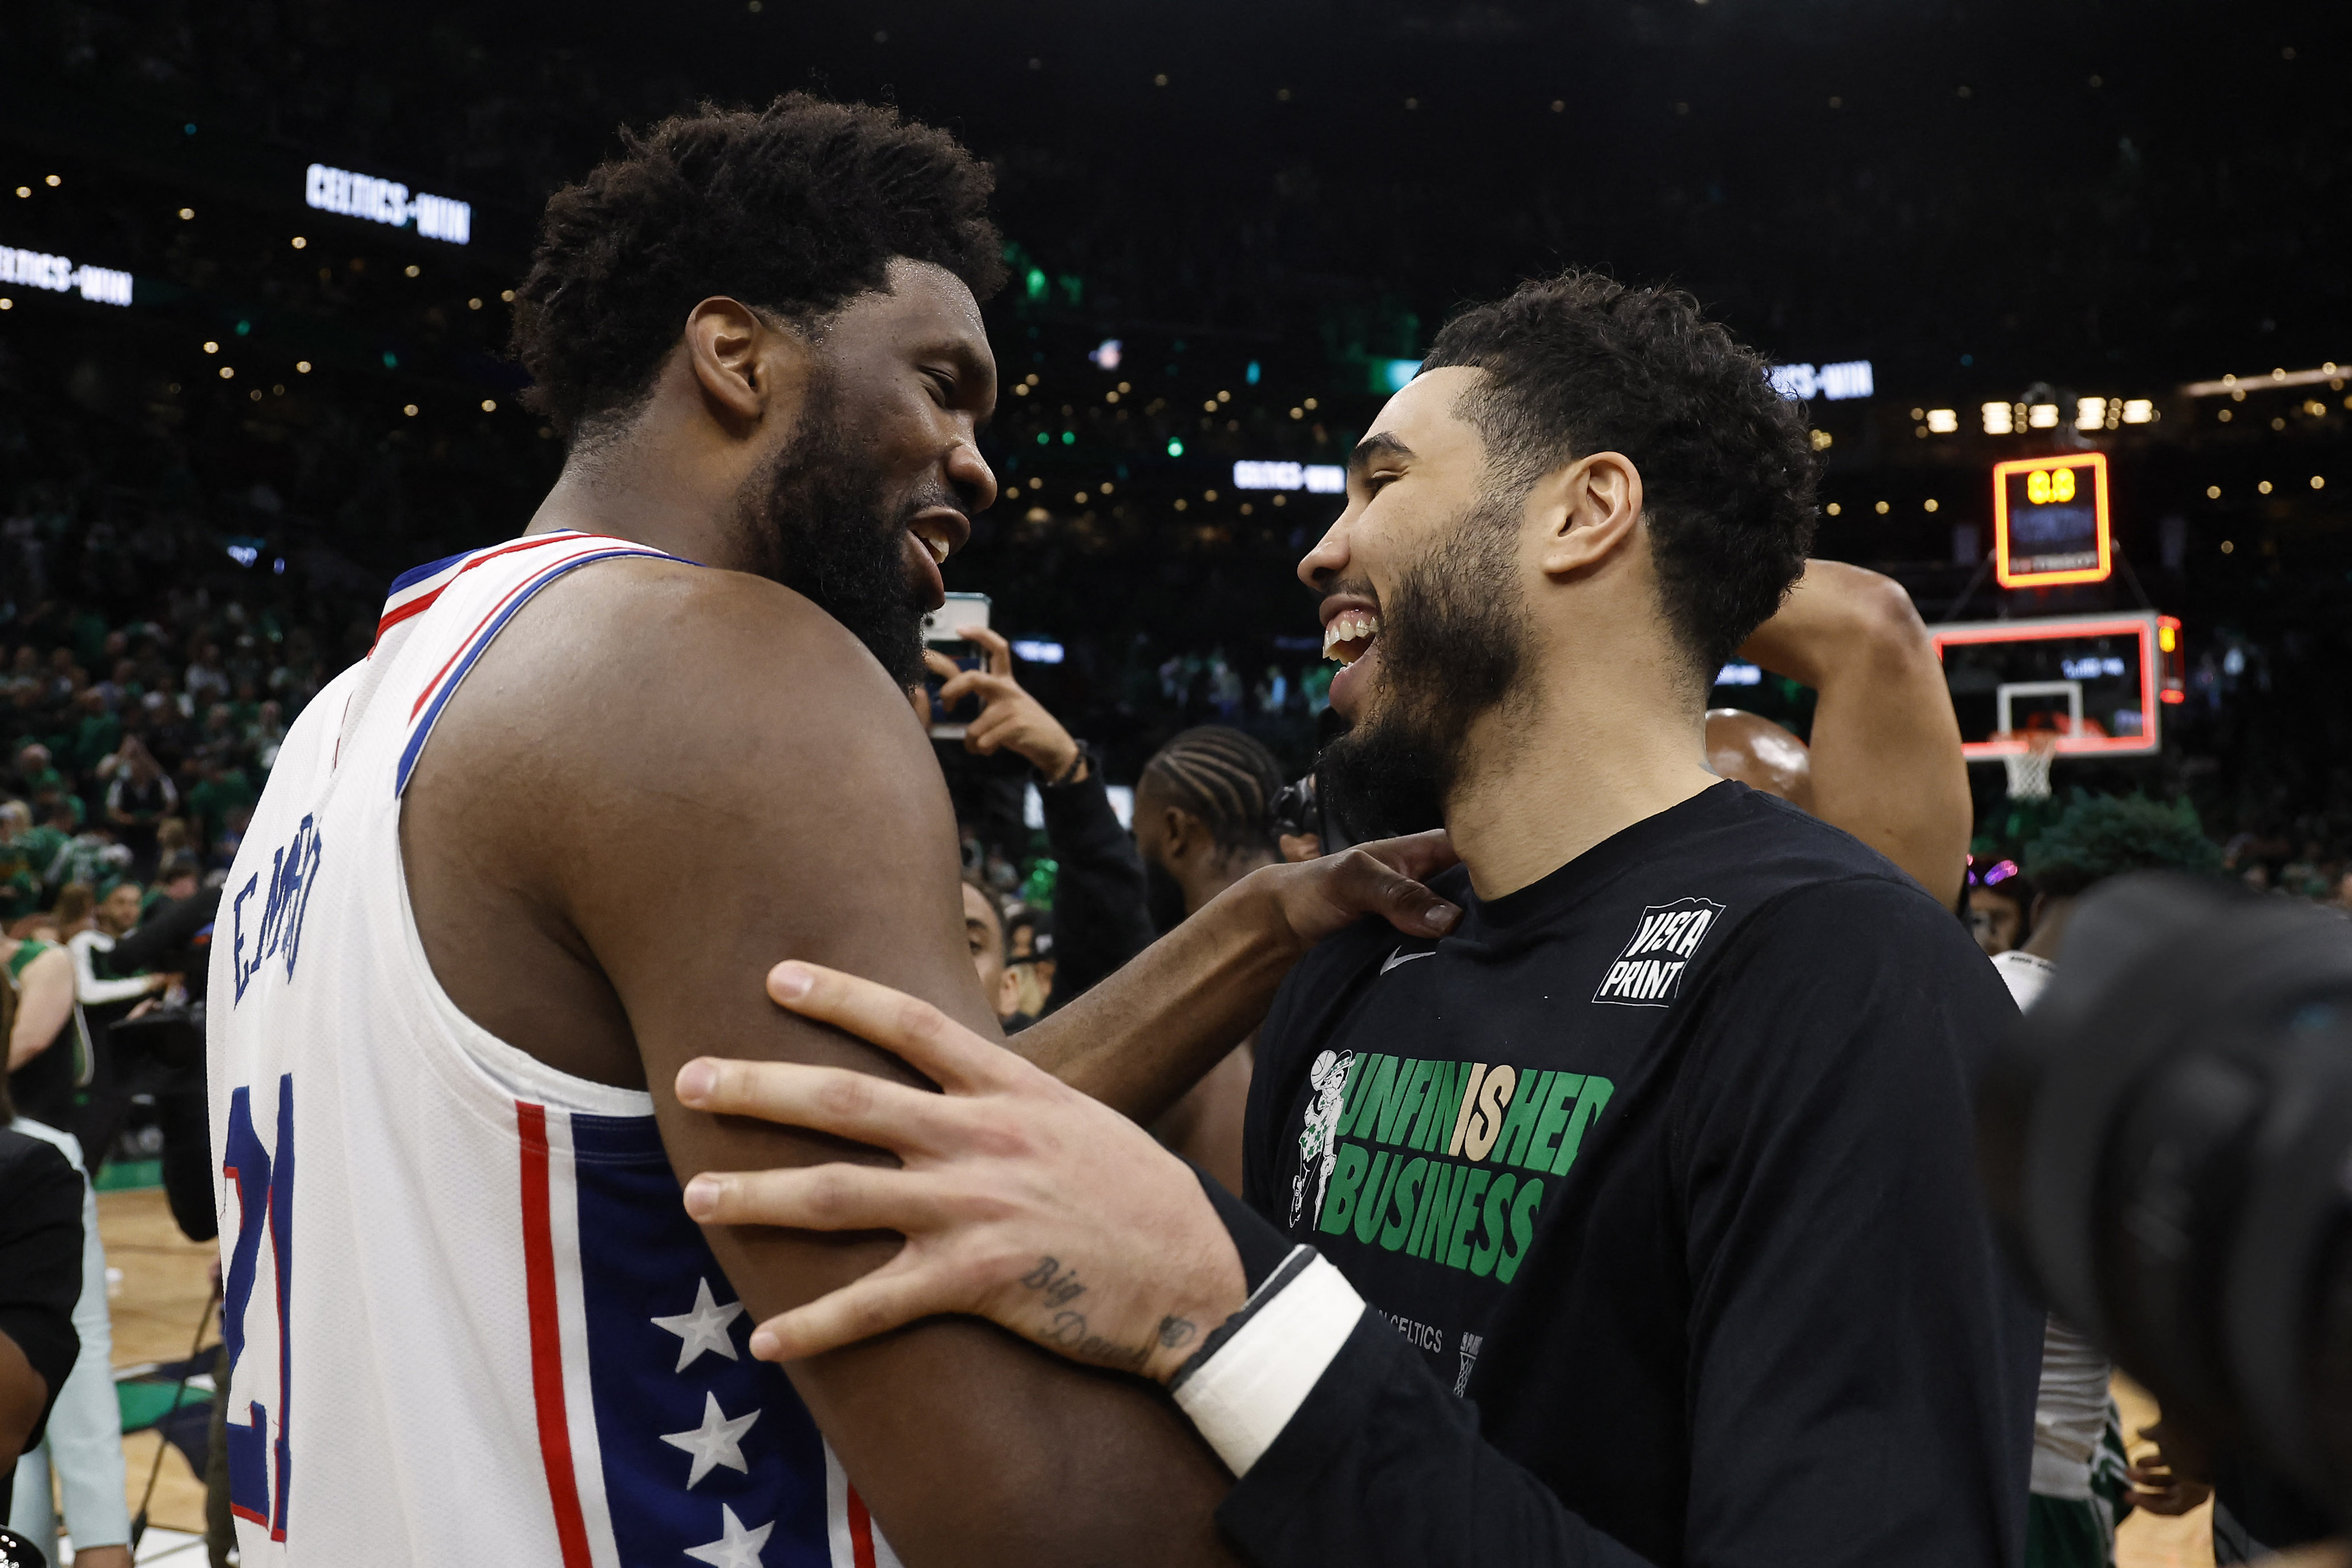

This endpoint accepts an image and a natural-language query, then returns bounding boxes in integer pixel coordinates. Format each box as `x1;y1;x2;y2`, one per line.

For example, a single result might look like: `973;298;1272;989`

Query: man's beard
733;374;939;687
1318;490;1530;842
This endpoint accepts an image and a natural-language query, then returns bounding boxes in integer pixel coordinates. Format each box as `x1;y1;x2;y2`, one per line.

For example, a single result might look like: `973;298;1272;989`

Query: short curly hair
1420;270;1819;678
2023;794;2224;896
512;95;1007;441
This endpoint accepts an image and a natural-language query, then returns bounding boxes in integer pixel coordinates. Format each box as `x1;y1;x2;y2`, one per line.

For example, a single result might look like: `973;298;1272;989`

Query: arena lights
1089;338;1122;370
1011;640;1065;664
1768;360;1874;401
1232;460;1346;494
2183;365;2345;398
0;244;132;306
304;164;472;244
1926;408;1959;433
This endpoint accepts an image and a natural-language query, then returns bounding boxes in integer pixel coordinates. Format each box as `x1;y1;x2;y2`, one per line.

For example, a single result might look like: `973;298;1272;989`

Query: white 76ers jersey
207;532;900;1566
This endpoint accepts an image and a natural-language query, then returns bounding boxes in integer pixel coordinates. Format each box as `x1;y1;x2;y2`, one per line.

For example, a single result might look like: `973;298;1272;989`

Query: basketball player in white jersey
207;95;1457;1566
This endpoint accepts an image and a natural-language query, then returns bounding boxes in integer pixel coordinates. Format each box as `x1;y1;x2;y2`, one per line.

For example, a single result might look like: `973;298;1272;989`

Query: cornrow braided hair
1143;726;1286;863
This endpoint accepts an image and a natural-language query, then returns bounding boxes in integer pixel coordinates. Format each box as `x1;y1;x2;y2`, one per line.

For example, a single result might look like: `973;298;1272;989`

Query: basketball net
2001;731;2060;799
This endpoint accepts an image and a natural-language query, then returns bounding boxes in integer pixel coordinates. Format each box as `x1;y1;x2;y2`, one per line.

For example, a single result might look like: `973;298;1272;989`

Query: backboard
1929;611;2164;760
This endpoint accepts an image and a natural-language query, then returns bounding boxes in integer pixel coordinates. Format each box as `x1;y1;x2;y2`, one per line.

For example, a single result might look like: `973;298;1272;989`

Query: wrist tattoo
1043;1309;1151;1373
1017;1258;1189;1372
1020;1255;1088;1310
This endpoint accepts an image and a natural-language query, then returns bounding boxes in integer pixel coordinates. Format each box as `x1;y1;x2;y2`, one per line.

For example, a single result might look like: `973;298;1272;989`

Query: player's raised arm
405;564;1245;1566
1733;560;1970;898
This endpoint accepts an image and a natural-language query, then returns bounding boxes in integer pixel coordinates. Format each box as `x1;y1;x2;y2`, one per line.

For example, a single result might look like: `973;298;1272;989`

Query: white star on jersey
684;1502;774;1568
652;1278;745;1372
661;1392;761;1488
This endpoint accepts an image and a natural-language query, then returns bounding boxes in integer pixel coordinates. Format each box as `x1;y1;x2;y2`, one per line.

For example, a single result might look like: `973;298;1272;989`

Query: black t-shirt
1239;783;2040;1567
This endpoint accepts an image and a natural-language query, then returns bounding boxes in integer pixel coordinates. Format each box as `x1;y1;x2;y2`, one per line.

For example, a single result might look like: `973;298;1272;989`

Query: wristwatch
1040;742;1093;789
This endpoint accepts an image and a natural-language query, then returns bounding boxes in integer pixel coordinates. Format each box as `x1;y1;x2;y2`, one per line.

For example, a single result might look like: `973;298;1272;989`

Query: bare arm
1019;836;1458;1124
405;564;1240;1567
1737;561;1969;898
8;945;75;1071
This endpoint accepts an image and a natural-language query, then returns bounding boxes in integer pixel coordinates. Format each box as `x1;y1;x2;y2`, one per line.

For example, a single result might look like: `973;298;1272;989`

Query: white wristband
1170;1249;1365;1477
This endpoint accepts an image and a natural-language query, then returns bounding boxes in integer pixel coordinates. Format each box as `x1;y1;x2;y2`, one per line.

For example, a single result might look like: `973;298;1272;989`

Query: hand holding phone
926;627;1083;781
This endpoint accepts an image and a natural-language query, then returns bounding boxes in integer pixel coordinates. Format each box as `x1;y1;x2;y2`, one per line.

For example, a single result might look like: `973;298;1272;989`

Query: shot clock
1992;451;2111;587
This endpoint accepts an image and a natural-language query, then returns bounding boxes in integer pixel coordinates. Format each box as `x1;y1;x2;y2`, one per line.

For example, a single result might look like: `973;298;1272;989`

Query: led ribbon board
304;164;472;244
1992;451;2111;587
1231;460;1346;494
1930;610;2161;759
0;244;132;305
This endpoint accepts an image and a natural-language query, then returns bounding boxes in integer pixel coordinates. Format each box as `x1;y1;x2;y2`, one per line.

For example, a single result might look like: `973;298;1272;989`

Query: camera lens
1981;872;2352;1516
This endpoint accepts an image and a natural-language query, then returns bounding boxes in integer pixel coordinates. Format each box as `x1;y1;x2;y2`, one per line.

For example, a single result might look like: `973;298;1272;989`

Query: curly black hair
2023;794;2223;896
1420;270;1819;678
511;94;1007;441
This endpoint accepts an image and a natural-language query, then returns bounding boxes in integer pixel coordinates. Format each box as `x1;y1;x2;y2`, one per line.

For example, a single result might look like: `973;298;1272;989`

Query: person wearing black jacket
926;626;1155;1008
680;273;2039;1567
0;1107;84;1503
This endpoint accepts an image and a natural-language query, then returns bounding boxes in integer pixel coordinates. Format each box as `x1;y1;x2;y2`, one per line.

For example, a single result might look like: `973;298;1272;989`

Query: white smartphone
923;592;992;739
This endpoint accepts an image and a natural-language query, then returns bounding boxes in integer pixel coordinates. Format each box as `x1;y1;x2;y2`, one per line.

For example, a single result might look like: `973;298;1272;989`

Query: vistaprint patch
1592;897;1725;1008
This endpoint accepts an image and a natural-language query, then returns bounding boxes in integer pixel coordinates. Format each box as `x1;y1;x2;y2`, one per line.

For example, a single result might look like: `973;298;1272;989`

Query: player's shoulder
1640;785;1979;971
1710;782;1922;882
548;556;881;682
466;556;911;750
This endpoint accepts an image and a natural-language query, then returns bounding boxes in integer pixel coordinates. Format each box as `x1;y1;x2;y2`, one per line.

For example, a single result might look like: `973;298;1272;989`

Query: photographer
1996;795;2224;1567
927;627;1156;1010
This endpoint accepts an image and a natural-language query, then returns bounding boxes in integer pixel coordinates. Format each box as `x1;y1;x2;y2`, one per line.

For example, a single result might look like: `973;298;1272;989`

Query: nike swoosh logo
1380;947;1436;975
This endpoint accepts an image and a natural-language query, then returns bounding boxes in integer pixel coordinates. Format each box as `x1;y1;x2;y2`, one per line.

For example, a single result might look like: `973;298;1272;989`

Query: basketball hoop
2000;732;2060;799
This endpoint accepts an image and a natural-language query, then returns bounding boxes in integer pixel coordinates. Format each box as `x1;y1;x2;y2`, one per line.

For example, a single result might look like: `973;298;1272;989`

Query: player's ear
1535;451;1644;578
683;297;810;431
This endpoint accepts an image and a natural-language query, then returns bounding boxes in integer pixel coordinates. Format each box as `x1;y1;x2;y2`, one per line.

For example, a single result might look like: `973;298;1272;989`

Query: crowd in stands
2;597;331;933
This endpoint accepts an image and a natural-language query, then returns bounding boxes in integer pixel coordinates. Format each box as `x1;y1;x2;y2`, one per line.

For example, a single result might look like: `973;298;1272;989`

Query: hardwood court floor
89;1186;2225;1566
98;1187;216;1543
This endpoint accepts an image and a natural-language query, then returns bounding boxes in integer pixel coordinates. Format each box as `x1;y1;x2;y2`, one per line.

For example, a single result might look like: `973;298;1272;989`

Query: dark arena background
1;0;2346;862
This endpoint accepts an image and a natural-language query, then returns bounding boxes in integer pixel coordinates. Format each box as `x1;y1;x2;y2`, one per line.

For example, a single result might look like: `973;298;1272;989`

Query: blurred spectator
56;882;165;1168
4;1108;132;1568
1133;725;1286;926
142;853;203;920
1130;725;1286;1191
0;806;35;928
102;735;177;878
960;874;1019;1024
0;1102;82;1506
1967;857;2034;957
43;885;94;946
928;628;1154;1011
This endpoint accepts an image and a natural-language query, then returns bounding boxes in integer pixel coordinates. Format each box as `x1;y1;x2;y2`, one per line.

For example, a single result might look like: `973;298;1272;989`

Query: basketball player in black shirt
680;272;2039;1567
